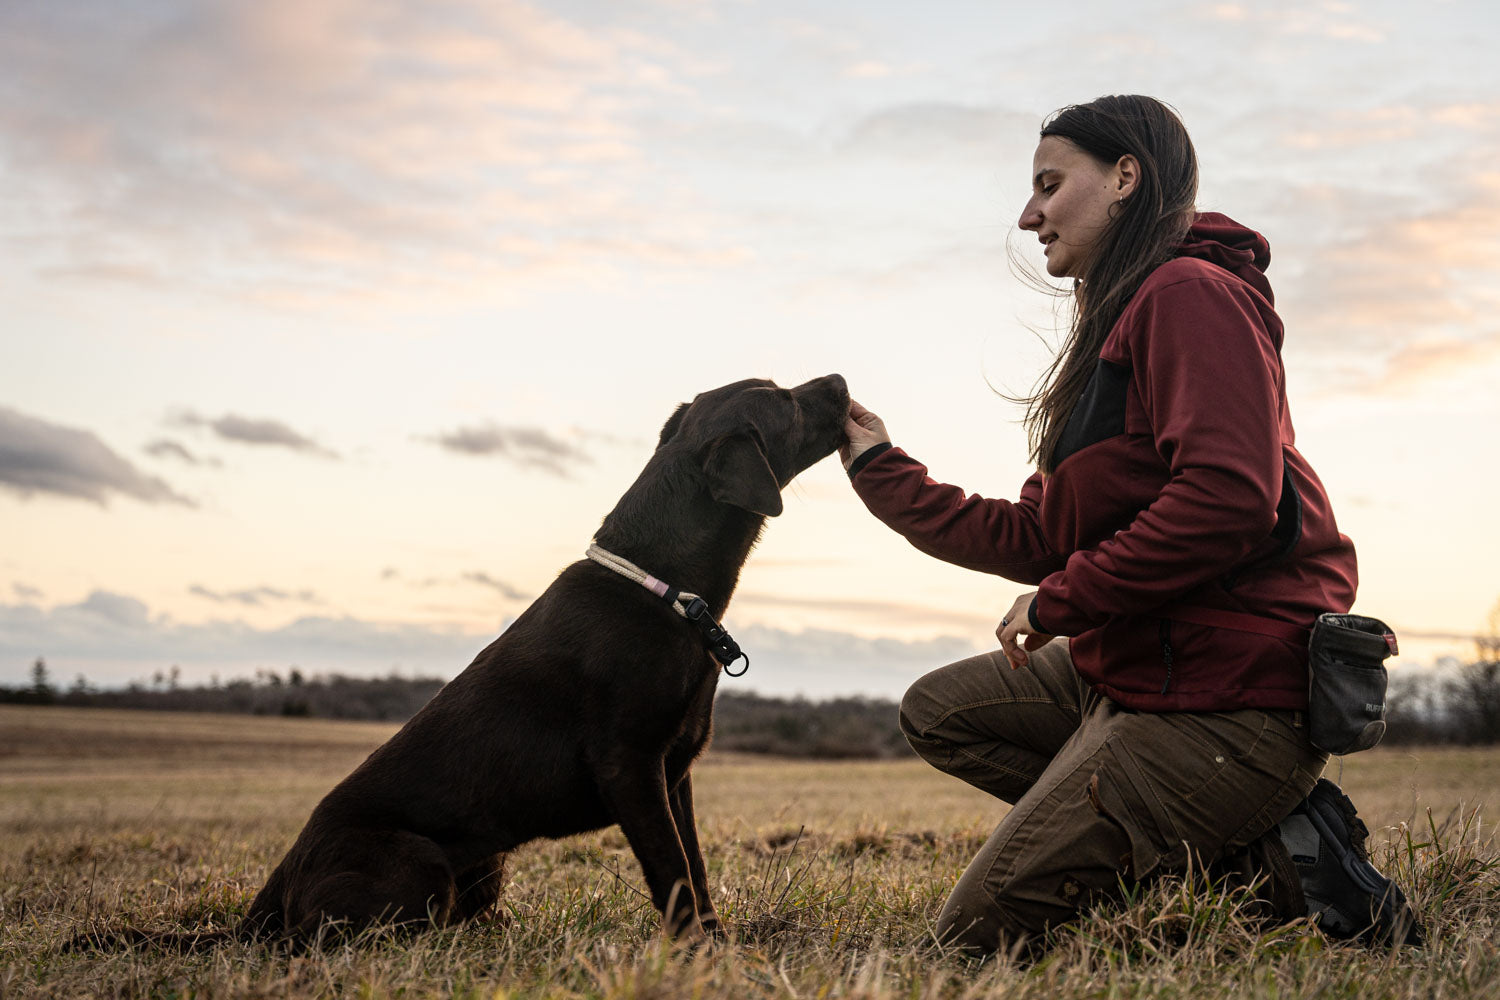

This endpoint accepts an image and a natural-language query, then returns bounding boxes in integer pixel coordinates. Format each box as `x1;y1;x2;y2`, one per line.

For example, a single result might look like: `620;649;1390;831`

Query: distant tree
710;691;911;758
289;667;305;687
1451;660;1500;743
1449;600;1500;744
1383;672;1448;744
169;665;181;691
30;658;55;703
1485;600;1500;661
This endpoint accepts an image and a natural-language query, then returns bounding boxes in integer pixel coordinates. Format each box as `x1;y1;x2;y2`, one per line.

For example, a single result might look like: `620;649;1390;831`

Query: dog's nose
792;374;849;411
802;373;846;395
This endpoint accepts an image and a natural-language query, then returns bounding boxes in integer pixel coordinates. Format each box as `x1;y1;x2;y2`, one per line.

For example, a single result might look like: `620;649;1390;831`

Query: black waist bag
1307;613;1398;755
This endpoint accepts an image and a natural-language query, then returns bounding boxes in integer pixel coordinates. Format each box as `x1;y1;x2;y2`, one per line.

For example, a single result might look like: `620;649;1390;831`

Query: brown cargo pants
900;639;1327;954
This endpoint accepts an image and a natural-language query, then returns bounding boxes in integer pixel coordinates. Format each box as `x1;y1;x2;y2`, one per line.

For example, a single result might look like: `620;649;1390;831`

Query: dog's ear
656;403;691;449
702;432;783;517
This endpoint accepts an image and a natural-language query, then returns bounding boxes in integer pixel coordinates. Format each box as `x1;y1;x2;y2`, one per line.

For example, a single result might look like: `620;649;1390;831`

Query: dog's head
656;374;850;517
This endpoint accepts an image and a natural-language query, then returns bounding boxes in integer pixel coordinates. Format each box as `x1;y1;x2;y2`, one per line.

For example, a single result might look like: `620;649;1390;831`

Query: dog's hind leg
244;863;289;938
454;852;508;922
288;831;459;938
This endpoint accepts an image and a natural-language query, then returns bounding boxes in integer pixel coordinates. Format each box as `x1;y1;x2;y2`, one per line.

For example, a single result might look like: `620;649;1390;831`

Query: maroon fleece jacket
851;213;1357;711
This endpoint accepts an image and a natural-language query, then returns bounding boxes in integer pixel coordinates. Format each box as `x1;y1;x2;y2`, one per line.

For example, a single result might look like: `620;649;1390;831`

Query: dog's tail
61;925;252;953
64;870;292;953
62;905;283;953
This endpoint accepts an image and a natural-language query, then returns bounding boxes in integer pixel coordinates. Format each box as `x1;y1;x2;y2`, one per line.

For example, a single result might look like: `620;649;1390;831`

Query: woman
842;95;1420;955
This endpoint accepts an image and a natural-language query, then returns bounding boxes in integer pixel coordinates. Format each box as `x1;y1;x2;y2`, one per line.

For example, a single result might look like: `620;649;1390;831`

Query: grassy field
2;704;1498;999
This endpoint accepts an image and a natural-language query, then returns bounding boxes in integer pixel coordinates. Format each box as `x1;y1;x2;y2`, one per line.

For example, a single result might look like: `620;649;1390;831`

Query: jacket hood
1178;212;1273;305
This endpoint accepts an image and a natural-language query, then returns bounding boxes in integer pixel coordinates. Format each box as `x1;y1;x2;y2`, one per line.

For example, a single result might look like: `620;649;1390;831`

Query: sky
2;0;1498;700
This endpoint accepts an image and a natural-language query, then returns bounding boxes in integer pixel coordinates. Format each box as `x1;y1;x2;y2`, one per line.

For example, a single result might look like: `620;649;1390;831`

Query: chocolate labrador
241;374;849;942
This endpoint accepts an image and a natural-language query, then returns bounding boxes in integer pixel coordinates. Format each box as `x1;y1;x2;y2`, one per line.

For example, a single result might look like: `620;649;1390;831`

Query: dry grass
2;704;1498;999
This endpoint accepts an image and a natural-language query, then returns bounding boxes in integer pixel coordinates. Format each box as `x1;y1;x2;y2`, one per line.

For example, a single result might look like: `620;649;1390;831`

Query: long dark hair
1023;95;1199;473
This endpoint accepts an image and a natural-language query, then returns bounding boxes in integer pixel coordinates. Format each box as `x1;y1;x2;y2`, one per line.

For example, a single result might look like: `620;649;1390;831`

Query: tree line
4;649;1497;753
1;659;914;759
1382;658;1500;745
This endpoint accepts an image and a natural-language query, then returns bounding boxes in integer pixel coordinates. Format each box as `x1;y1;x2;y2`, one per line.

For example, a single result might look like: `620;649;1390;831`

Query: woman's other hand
841;400;891;471
997;591;1056;669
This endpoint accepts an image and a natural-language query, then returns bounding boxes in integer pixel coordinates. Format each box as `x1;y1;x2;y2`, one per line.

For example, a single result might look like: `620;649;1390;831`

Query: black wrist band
846;441;894;480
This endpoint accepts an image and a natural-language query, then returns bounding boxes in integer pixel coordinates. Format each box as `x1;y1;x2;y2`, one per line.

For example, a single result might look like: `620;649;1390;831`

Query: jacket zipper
1159;619;1174;694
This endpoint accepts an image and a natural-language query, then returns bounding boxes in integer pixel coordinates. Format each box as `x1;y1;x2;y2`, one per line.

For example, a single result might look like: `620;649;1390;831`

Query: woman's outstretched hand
840;400;891;471
997;591;1055;669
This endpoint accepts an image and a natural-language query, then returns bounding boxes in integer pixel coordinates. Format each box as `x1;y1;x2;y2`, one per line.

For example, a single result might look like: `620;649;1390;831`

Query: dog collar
585;544;749;676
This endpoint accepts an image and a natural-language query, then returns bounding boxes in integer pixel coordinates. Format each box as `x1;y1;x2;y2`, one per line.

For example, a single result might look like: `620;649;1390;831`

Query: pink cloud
0;0;728;305
1356;334;1500;395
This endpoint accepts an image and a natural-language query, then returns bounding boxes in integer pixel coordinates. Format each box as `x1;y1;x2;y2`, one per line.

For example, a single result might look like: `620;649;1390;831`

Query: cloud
837;103;1037;161
0;406;194;506
0;588;977;699
172;410;339;458
144;438;221;467
0;0;729;303
1270;170;1500;389
461;572;532;601
1204;99;1500;391
1277;105;1426;152
1353;333;1500;395
734;625;977;701
428;423;591;476
844;60;894;79
12;583;43;602
0;589;493;687
738;591;993;632
1198;0;1387;41
190;584;324;607
71;590;154;628
381;567;532;601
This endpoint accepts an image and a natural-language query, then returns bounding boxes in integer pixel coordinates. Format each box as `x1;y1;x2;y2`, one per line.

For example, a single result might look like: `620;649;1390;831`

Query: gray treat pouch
1308;613;1398;755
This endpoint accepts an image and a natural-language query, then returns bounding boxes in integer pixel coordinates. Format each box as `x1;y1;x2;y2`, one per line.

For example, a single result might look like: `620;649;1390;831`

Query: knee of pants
936;881;1032;958
898;678;948;762
898;668;949;741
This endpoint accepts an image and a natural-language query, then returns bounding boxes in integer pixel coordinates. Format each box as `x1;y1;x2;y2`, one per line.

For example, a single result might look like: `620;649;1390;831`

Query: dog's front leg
669;771;719;934
599;756;702;939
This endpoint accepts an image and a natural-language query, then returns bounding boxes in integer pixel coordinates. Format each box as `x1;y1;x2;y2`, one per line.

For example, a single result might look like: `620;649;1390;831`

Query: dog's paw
663;911;715;948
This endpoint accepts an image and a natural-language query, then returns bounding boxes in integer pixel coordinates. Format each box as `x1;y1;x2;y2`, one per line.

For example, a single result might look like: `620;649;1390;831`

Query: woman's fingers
841;399;891;470
997;592;1049;669
1024;632;1053;652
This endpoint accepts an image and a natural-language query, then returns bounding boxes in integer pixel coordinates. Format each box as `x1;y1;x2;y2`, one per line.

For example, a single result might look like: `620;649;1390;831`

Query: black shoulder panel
1052;359;1131;469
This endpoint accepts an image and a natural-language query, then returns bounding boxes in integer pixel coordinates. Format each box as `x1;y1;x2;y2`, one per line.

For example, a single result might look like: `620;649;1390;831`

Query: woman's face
1018;135;1135;279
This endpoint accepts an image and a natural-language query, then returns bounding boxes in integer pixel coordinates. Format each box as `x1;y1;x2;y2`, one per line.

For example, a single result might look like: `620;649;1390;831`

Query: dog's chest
668;669;719;759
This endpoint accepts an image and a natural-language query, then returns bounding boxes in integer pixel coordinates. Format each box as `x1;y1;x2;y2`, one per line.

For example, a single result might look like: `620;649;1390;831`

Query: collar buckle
587;544;750;677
